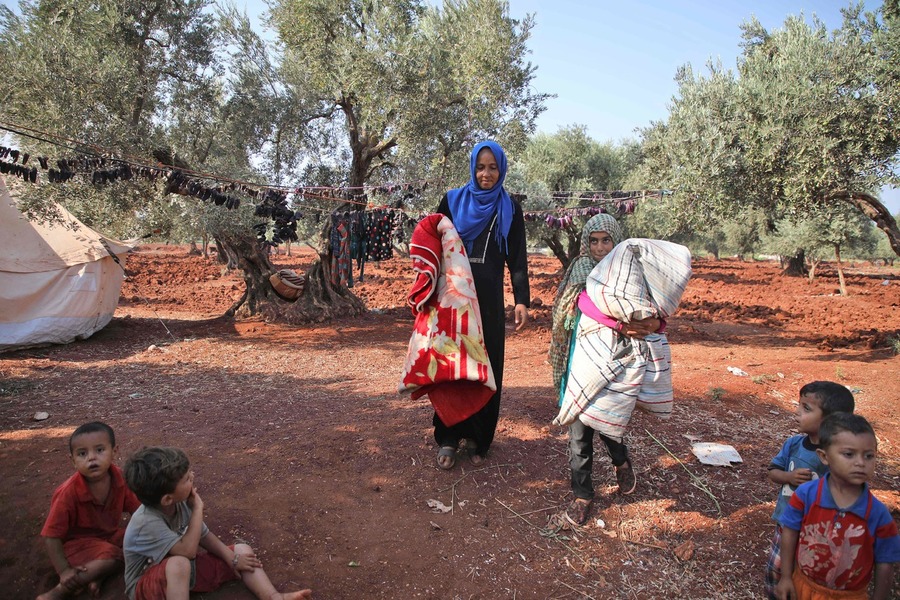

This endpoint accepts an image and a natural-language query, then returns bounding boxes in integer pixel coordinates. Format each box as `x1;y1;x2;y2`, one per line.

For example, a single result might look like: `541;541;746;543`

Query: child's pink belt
577;290;666;333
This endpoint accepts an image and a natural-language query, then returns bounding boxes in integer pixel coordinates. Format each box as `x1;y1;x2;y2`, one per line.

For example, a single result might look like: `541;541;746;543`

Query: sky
2;0;895;211
238;0;900;213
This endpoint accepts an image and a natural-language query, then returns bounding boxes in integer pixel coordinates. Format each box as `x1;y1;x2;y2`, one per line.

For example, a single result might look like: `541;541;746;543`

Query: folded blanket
553;239;692;439
399;214;495;427
587;238;692;321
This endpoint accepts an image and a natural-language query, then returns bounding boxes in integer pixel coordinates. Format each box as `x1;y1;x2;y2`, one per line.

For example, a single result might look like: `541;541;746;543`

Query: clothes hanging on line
349;210;368;282
330;214;353;288
365;208;394;262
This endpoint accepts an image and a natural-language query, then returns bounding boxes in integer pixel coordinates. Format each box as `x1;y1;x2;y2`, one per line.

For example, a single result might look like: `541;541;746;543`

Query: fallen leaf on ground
426;499;451;513
674;540;695;561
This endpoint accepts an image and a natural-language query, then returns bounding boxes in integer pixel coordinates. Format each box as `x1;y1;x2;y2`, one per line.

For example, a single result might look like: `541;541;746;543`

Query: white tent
0;176;132;352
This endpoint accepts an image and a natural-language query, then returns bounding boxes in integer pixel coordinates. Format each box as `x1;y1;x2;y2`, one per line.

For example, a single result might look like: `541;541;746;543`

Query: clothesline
529;188;672;198
1;119;669;206
1;120;670;243
0;120;436;202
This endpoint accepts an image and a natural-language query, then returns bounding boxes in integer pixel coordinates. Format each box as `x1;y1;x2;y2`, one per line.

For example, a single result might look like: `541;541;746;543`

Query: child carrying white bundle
554;239;692;441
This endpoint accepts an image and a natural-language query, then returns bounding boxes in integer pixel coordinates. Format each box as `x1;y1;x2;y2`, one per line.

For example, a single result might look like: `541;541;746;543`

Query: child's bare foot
271;590;312;600
36;585;70;600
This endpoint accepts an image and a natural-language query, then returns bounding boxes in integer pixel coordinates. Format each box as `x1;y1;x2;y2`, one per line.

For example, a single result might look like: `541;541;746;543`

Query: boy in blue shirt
764;381;854;598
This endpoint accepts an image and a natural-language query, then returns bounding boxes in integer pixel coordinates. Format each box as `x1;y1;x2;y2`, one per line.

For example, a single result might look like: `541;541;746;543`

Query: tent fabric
0;176;131;352
0;180;131;273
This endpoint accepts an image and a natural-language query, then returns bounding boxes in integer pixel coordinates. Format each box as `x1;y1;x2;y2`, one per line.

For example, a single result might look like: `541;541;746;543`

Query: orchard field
1;246;898;599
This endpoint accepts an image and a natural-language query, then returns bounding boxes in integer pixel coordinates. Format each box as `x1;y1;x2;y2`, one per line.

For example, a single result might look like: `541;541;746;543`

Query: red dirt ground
1;245;899;600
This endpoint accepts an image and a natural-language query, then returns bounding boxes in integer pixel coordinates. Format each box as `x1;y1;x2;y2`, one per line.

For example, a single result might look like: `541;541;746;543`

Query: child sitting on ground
775;413;900;600
38;421;141;600
123;446;312;600
765;381;855;598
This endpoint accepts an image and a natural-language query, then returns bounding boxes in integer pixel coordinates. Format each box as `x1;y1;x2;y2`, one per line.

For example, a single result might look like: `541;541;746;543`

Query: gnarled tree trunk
543;234;568;270
209;228;367;323
836;192;900;257
274;253;366;324
273;200;368;323
213;235;232;267
543;226;580;272
214;230;277;318
783;249;808;276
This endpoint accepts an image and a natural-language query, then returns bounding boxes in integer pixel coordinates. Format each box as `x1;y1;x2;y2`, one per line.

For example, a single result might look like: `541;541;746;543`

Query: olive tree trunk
782;250;808;276
839;192;900;257
274;201;368;323
807;257;821;282
273;252;366;324
542;226;580;271
214;230;278;318
834;244;847;297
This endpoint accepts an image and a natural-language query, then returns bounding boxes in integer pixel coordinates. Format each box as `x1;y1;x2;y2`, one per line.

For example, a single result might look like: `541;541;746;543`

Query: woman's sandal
436;445;457;470
460;438;484;465
616;460;637;495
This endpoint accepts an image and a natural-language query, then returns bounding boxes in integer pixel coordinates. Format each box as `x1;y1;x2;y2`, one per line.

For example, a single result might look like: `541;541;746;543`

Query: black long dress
434;194;530;456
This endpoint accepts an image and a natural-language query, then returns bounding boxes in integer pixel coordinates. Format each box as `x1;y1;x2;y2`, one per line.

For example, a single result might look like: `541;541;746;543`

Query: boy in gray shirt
123;446;312;600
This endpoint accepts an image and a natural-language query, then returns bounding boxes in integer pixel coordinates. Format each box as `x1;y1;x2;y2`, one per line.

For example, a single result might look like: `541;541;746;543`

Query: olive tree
0;1;329;317
635;4;900;272
267;0;548;320
0;0;222;234
516;126;637;269
763;204;877;294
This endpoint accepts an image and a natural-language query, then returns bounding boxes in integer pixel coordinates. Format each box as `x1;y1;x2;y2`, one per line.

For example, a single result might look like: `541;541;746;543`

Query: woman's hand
514;304;529;331
624;317;660;339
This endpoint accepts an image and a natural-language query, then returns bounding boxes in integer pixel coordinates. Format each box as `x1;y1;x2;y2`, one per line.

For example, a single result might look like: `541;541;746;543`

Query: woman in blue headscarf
434;140;531;469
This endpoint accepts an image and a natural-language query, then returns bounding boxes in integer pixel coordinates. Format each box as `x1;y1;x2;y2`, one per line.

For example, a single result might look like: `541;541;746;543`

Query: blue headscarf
446;140;514;254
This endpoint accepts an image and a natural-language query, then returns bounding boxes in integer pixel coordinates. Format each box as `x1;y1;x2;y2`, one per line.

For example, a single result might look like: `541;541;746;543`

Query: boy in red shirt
775;413;900;599
38;422;140;600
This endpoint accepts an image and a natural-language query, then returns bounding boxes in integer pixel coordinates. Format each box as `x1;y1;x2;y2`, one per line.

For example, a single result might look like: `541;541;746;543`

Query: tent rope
98;239;177;343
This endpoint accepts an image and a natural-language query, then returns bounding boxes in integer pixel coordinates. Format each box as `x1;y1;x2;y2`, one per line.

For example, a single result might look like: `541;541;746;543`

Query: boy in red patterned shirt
38;422;140;599
775;413;900;600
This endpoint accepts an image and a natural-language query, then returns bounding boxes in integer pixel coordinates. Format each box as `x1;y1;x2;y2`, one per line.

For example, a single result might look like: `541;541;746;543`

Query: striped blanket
399;214;496;427
553;239;692;441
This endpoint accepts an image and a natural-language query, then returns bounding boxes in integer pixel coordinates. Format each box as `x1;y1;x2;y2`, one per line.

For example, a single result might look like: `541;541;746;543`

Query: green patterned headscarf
549;213;624;391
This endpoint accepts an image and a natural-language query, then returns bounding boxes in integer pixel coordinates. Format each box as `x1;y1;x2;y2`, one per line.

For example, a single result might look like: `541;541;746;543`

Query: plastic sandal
436;445;457;470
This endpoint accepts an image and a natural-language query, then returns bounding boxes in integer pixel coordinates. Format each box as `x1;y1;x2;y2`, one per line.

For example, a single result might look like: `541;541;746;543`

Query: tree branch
145;35;169;48
829;191;900;257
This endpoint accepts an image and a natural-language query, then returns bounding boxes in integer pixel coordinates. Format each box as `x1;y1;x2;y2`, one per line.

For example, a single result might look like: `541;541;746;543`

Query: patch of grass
0;378;37;397
835;366;846;380
888;335;900;356
751;374;777;384
708;387;726;401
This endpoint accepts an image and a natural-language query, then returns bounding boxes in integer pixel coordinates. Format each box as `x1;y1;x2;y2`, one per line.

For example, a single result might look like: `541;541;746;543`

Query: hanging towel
399;214;496;427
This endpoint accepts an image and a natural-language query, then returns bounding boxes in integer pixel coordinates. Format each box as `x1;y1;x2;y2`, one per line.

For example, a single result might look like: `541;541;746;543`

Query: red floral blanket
398;214;496;427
